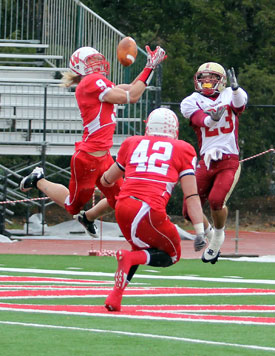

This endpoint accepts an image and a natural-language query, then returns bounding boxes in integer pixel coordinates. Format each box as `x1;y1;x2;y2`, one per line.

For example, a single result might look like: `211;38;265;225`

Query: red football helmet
194;62;227;96
69;46;110;76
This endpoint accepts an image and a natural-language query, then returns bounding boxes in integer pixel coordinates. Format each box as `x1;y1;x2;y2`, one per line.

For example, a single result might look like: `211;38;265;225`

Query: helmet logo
70;51;81;66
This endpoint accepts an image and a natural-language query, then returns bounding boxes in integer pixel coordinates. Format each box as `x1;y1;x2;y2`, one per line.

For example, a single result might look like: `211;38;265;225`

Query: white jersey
180;87;247;156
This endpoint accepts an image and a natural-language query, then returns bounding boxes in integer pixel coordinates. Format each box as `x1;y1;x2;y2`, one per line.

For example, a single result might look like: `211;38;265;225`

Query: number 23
205;106;234;137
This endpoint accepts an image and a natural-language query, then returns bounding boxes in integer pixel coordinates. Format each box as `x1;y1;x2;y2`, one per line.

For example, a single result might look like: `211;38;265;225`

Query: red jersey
75;73;117;152
116;135;197;211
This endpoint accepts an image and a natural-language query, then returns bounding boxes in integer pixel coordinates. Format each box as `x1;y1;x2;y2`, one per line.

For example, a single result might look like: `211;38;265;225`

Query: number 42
130;139;172;175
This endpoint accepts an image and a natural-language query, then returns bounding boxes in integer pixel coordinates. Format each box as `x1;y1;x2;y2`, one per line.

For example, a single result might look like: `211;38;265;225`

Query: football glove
204;106;225;122
227;67;239;91
145;45;167;69
194;234;207;252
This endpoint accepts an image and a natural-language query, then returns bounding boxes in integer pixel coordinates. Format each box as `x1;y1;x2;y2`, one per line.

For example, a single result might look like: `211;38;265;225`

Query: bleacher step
0;77;62;84
0;43;49;49
0;66;68;71
0;53;63;60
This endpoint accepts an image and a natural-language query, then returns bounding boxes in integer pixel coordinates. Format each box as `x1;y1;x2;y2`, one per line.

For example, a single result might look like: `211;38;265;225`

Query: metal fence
0;0;149;84
0;0;43;42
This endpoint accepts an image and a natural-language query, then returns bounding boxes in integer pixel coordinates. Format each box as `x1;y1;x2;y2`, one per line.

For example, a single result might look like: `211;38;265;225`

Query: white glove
204;106;225;122
194;234;207;252
227;67;239;91
145;45;167;69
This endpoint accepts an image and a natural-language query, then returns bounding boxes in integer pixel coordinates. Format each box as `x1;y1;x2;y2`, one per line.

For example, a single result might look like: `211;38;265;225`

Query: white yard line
0;320;274;352
0;267;275;285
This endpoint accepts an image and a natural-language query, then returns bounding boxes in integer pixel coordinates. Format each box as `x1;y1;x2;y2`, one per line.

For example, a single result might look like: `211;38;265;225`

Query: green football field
0;254;274;356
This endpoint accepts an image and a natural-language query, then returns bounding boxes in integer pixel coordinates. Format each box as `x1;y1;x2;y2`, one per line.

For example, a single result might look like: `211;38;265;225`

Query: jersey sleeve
180;93;201;119
230;87;248;115
178;142;197;178
190;110;208;127
116;137;132;170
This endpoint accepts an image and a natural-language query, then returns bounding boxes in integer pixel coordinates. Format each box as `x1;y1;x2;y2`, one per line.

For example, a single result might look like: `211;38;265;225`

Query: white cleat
202;231;225;264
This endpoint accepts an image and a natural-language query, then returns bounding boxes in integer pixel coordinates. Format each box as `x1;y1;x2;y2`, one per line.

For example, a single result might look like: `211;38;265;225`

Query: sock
129;250;147;265
126;265;139;285
205;224;214;241
83;212;89;223
214;227;225;237
83;212;93;223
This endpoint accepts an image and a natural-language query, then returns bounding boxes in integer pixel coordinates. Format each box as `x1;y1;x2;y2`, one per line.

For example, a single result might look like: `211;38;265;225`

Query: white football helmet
145;108;179;139
69;46;110;76
194;62;227;96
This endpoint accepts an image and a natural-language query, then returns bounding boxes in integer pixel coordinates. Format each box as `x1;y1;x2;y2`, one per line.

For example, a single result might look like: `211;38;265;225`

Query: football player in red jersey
100;108;205;311
180;62;248;264
20;45;166;236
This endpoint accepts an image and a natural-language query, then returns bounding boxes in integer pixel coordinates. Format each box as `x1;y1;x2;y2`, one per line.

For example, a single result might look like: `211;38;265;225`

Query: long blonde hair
60;71;82;88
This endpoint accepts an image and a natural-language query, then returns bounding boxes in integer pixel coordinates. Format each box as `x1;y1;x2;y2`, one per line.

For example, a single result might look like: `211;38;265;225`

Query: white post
235;210;239;254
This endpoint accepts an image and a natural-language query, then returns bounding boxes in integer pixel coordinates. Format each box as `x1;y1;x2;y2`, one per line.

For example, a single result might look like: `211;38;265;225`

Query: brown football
117;37;138;67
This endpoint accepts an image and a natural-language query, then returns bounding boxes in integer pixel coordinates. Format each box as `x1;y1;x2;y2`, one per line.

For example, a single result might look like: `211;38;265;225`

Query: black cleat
74;210;98;238
20;167;44;192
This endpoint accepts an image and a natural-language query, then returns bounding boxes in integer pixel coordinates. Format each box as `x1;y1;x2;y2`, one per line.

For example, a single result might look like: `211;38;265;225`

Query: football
117;37;138;67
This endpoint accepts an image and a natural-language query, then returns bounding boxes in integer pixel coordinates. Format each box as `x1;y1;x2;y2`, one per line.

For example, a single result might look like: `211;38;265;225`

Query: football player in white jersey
180;62;248;264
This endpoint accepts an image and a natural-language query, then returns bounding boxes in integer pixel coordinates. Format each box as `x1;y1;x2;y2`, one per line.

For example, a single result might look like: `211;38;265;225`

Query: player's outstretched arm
103;46;167;105
227;67;248;108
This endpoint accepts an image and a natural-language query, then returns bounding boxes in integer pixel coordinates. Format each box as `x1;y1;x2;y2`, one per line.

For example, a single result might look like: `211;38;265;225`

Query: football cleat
73;210;98;238
19;167;44;192
104;288;123;312
202;249;221;264
114;250;132;290
201;230;225;264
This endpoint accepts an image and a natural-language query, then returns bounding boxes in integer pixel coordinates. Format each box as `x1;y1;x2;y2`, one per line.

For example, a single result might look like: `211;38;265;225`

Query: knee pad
146;248;173;268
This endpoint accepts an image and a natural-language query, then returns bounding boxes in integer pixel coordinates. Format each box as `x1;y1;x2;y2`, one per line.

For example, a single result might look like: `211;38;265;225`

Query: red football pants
65;150;122;215
115;197;181;263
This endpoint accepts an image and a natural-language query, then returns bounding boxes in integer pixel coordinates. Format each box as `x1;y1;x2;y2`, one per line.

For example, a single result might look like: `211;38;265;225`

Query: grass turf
0;255;274;355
